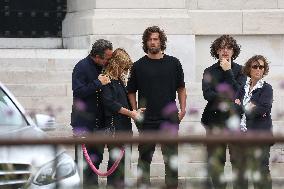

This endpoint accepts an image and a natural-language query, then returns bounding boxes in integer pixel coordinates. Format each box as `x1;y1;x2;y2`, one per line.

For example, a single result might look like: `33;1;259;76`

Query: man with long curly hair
201;35;246;189
127;26;187;188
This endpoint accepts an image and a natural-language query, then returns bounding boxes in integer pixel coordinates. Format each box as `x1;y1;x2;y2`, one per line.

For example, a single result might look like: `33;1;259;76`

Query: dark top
71;55;105;131
101;79;132;132
127;54;185;125
201;61;246;128
235;82;273;131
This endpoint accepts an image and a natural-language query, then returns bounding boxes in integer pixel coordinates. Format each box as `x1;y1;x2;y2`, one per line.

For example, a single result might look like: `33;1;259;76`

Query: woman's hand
130;108;146;122
129;110;139;120
137;108;146;113
98;74;110;85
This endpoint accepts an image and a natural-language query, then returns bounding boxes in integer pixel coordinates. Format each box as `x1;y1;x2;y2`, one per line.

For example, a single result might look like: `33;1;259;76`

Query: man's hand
178;110;186;122
220;58;231;71
235;99;241;105
98;74;110;85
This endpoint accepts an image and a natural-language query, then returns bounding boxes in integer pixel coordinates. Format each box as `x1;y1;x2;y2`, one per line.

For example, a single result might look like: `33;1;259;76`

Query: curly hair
210;35;241;60
104;48;133;84
242;55;269;77
90;39;113;58
142;26;167;53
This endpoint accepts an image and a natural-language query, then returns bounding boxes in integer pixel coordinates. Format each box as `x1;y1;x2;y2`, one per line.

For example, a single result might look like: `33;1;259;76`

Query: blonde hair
104;48;133;84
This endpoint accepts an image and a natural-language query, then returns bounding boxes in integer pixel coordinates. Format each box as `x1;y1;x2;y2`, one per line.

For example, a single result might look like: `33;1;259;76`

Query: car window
0;88;27;126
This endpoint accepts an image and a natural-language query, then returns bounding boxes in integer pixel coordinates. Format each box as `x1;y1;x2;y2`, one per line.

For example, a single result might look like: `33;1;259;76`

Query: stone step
0;58;80;72
194;0;280;10
68;0;186;11
0;38;63;49
0;49;87;58
0;71;72;84
63;0;280;11
5;84;68;97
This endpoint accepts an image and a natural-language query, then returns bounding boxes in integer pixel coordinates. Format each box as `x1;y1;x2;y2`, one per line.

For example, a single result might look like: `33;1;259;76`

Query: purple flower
74;100;87;111
215;83;234;99
188;106;199;115
271;154;280;163
73;126;89;137
279;80;284;89
5;108;14;117
89;154;99;162
160;121;179;135
162;102;178;117
203;73;212;83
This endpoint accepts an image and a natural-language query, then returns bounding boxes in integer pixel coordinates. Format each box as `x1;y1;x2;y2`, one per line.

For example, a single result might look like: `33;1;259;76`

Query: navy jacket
71;55;105;131
235;82;273;131
201;61;246;128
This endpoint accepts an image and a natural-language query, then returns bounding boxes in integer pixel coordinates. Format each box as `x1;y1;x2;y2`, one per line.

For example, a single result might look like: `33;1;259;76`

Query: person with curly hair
101;48;142;187
233;55;272;189
201;35;246;189
127;26;187;188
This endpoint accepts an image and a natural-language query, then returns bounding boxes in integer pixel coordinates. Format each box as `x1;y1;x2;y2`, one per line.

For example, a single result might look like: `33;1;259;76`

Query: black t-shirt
127;54;185;123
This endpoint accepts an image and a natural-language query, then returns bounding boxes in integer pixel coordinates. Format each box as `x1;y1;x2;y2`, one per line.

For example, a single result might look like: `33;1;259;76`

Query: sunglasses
251;65;265;70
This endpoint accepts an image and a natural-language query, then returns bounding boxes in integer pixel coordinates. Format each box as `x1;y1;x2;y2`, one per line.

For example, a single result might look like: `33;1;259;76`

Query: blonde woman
102;48;141;132
101;48;141;187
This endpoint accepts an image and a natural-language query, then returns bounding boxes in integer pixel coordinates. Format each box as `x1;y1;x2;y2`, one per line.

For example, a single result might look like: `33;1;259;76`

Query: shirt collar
244;77;265;94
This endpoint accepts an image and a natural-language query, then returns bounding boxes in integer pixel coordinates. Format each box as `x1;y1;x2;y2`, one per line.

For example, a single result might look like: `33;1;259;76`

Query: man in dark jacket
71;39;113;187
201;35;246;189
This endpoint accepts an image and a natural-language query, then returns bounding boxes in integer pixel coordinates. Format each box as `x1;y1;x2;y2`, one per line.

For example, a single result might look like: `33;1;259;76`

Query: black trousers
205;129;234;189
230;145;272;189
206;144;232;189
137;123;178;188
205;129;272;189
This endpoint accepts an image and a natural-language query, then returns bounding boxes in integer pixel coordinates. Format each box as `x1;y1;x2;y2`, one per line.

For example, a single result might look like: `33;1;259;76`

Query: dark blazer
71;55;105;131
201;61;246;128
101;79;132;132
235;82;273;131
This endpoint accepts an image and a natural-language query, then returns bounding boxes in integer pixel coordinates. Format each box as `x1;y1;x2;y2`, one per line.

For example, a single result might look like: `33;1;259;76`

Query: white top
240;78;264;132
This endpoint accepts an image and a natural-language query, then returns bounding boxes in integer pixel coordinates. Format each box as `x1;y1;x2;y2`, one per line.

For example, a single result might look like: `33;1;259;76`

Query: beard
148;47;161;54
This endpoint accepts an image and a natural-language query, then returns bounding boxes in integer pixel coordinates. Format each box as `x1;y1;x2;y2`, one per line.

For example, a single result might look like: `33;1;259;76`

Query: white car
0;82;80;189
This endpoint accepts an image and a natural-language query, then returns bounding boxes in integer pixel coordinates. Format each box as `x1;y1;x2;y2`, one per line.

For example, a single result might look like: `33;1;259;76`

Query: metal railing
1;131;284;189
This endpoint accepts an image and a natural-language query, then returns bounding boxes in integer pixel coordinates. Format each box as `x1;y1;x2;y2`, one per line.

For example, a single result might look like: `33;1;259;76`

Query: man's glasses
251;65;265;70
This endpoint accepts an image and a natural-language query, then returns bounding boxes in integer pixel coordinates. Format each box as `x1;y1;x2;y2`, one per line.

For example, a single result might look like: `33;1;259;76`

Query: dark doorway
0;0;67;37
